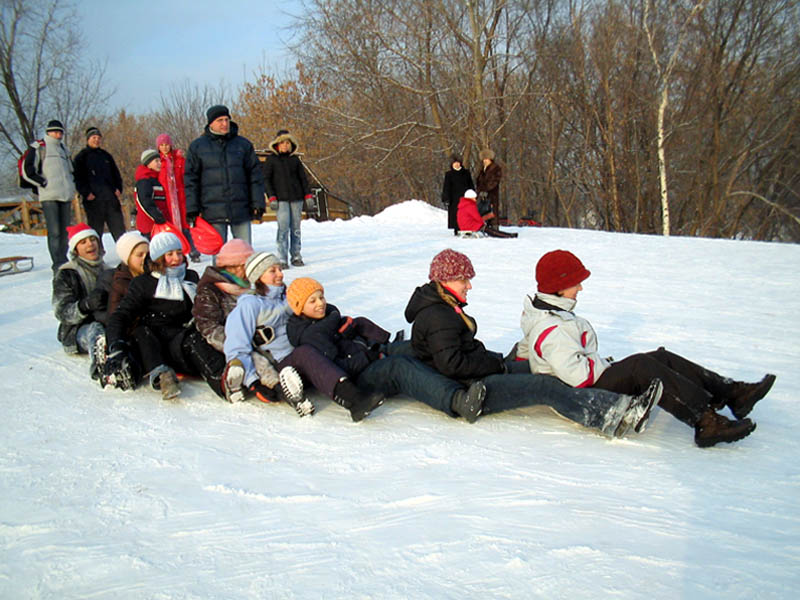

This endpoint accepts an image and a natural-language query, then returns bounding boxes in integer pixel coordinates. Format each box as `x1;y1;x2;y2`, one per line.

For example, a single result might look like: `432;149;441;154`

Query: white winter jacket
516;292;610;387
36;136;76;202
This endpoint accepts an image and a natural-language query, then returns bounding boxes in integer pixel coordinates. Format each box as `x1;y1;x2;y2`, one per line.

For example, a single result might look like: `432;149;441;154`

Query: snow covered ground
1;200;799;599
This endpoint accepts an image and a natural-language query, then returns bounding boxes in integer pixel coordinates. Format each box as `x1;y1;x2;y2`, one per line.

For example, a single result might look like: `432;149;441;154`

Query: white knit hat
115;231;149;265
464;189;477;199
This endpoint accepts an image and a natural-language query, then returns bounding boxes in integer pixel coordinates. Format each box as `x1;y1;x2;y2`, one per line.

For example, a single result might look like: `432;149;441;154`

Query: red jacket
158;149;188;229
134;164;167;235
457;197;486;232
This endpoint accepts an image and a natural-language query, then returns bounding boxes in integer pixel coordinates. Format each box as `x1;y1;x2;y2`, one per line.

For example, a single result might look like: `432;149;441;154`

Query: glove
253;325;275;347
79;288;108;313
338;316;355;338
252;206;265;221
186;212;199;227
104;342;129;376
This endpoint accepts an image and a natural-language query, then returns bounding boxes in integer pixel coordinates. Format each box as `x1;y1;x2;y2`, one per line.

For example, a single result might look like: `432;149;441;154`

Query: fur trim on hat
67;223;99;255
269;130;299;155
286;277;324;316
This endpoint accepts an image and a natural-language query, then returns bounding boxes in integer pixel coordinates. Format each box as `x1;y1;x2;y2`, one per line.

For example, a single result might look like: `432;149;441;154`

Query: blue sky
75;0;298;113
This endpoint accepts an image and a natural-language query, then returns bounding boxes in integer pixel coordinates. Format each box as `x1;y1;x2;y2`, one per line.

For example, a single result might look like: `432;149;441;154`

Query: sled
189;216;224;255
457;231;487;239
0;255;34;276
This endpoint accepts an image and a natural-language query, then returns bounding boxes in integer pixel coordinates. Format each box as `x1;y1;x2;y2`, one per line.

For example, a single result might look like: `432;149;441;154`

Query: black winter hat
85;126;102;140
46;120;65;133
206;105;230;125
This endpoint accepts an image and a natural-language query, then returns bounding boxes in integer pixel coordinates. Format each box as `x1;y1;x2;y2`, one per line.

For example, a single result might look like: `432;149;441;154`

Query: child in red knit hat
516;249;775;447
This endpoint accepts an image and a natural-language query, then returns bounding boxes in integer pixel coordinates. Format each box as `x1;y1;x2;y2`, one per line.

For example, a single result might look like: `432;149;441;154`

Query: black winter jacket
184;122;265;224
105;267;200;349
404;281;505;381
53;260;113;352
73;146;123;199
286;304;381;376
262;152;310;202
441;167;474;229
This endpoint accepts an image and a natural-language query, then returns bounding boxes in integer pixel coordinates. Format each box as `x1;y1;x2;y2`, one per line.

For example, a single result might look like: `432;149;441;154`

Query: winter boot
222;359;246;403
157;369;181;401
279;367;314;417
290;256;305;267
617;378;663;436
694;409;756;448
334;378;385;423
450;380;487;424
90;335;108;386
726;374;776;420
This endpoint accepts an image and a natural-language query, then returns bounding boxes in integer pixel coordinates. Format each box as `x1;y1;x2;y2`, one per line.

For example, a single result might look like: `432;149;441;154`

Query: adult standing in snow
475;148;502;229
516;250;773;447
395;248;660;434
52;224;113;382
440;154;473;236
104;232;226;400
156;133;200;261
72;127;126;248
262;130;312;268
22;119;76;272
184;105;264;256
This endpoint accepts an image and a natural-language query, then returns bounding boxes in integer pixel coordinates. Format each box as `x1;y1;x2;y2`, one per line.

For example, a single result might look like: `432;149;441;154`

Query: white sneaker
279;366;314;416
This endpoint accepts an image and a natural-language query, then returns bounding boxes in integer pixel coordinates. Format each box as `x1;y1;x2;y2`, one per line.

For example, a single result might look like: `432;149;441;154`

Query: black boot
694;409;756;448
726;374;776;420
450;380;486;423
334;378;385;422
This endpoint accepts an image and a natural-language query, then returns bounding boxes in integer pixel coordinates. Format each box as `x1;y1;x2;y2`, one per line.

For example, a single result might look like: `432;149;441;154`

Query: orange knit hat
287;277;324;315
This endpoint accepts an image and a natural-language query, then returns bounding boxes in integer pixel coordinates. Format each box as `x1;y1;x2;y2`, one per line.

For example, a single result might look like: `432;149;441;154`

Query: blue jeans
276;201;303;263
210;221;252;266
41;200;72;271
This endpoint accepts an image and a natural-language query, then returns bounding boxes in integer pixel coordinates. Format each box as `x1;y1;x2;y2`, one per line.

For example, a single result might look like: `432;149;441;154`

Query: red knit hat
536;250;590;294
67;223;99;255
428;249;475;282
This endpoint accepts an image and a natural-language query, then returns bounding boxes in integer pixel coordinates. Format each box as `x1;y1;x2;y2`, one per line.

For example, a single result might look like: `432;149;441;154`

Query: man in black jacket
184;105;264;260
262;130;312;268
72;127;126;248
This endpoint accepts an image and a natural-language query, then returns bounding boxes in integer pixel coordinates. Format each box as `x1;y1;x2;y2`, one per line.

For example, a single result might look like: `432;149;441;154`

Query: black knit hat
46;120;65;133
85;126;101;140
206;105;230;125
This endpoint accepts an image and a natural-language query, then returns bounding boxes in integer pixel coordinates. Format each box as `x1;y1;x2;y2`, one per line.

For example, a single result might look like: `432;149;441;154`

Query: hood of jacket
268;131;299;155
135;164;160;182
404;281;464;323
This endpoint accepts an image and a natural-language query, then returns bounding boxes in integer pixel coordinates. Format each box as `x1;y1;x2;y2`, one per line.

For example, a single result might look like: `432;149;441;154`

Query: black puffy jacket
404;281;505;381
72;146;123;199
184;122;265;224
262;152;310;203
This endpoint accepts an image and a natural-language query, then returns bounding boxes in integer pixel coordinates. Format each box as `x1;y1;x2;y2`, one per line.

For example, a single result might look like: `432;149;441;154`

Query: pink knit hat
155;133;173;147
428;249;475;282
216;238;254;267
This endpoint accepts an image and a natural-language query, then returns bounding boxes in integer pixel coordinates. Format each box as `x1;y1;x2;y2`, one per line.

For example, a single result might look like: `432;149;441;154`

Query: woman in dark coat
440;155;473;235
475;148;502;228
105;232;225;400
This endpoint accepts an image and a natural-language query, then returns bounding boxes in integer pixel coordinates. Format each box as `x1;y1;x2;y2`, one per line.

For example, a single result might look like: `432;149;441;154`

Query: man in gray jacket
22;119;77;272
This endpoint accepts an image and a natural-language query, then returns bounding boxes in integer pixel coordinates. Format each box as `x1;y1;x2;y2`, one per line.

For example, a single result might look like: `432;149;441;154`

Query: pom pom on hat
155;133;173;147
535;250;591;294
287;277;324;316
115;231;149;266
149;232;182;262
216;238;254;268
140;149;160;166
428;249;475;282
244;251;280;284
67;223;99;255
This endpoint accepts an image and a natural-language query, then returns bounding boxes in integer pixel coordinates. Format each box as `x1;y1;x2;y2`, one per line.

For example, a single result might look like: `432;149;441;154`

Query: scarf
73;256;104;294
153;264;197;301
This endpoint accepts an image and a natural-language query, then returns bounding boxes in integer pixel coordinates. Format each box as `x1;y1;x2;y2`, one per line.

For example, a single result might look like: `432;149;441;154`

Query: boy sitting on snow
52;223;113;382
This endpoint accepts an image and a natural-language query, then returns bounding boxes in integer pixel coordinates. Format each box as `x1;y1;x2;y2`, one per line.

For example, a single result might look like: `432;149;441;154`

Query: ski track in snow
1;200;799;599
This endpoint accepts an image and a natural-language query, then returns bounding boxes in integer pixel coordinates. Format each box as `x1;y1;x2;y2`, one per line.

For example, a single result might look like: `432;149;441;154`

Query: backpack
17;140;46;194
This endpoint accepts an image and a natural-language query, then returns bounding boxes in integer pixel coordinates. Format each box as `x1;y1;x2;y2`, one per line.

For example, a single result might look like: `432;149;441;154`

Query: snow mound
370;199;446;225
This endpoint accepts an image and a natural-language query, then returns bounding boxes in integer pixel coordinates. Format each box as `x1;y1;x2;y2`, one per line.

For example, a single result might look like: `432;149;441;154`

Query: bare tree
151;80;231;150
0;0;111;155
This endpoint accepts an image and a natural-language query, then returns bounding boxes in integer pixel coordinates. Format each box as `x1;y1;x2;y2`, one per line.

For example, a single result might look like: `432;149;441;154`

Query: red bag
150;222;192;256
190;216;224;255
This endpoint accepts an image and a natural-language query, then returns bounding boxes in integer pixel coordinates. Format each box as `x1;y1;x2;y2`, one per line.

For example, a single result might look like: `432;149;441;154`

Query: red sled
150;222;191;256
190;216;224;255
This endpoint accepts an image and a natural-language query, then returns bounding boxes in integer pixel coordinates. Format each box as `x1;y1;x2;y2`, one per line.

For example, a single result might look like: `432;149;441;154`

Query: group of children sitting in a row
52;223;775;447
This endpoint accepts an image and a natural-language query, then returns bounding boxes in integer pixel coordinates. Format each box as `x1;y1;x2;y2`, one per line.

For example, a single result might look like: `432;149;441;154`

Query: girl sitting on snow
52;223;113;382
516;250;775;448
108;231;150;315
456;189;517;238
104;232;225;400
222;254;383;421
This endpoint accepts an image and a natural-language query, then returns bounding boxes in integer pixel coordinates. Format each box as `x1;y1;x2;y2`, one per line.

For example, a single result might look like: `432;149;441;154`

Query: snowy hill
1;201;799;599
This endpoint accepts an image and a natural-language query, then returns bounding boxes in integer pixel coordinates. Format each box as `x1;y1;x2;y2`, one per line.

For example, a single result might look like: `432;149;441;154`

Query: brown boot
158;369;181;401
694;410;755;448
726;374;776;419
